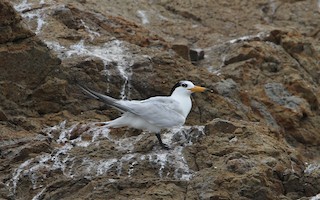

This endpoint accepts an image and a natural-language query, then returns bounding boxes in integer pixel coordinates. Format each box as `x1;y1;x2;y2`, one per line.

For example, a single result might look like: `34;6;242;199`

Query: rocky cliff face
0;0;320;199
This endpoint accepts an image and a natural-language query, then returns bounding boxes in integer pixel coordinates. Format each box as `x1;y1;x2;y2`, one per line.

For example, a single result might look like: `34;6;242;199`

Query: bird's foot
156;133;170;150
160;143;170;150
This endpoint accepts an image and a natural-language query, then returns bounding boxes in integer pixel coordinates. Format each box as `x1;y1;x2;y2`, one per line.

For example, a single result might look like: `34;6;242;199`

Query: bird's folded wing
124;97;185;128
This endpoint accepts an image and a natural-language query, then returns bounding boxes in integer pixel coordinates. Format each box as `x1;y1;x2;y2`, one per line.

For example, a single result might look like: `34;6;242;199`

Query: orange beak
189;86;207;92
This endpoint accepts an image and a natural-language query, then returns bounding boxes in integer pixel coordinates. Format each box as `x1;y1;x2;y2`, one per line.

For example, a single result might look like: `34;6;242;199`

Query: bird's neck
171;93;192;117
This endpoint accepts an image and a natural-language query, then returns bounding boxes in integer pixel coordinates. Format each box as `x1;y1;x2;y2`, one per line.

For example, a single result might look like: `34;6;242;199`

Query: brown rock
0;0;320;200
226;157;255;174
53;7;83;30
0;39;61;88
205;118;238;134
172;43;190;61
172;45;205;62
30;77;68;114
0;110;8;121
0;0;34;43
189;48;205;62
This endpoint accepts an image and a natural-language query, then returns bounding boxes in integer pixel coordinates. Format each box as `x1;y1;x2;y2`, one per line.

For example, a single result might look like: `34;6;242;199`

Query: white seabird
79;80;207;149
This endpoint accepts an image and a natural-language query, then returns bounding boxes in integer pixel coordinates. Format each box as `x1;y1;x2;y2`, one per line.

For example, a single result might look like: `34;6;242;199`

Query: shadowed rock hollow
0;0;320;199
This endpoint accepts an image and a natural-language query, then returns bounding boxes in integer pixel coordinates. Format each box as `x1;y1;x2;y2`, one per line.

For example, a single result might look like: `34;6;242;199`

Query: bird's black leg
155;133;170;150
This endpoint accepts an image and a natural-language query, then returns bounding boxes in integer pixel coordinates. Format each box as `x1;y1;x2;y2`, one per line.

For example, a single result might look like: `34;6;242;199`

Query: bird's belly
118;113;161;133
108;112;184;133
130;117;161;132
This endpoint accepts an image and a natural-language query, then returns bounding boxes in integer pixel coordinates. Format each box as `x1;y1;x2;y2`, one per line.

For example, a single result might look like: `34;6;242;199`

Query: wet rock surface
0;0;320;199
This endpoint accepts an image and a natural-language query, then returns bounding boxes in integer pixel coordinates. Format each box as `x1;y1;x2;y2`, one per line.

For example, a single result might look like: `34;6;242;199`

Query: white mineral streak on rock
6;122;205;195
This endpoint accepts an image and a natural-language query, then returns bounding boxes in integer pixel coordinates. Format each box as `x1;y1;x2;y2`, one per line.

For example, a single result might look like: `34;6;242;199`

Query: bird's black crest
170;81;182;95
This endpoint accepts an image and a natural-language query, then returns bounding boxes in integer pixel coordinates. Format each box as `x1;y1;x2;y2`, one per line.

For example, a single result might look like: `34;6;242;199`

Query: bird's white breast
170;94;192;118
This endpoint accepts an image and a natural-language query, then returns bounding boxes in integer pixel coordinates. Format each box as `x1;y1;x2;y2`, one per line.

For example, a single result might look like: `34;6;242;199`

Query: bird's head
170;80;207;96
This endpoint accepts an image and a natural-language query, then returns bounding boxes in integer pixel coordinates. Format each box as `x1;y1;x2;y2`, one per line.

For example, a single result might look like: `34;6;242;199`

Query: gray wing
125;96;186;128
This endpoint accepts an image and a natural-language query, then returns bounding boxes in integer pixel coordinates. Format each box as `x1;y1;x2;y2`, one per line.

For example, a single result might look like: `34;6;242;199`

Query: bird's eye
181;83;188;88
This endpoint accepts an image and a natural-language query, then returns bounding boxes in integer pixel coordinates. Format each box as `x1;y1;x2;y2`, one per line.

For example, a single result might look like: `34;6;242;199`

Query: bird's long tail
78;85;134;113
78;85;116;104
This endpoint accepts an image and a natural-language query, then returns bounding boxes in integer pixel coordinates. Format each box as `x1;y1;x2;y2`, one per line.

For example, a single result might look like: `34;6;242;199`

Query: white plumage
79;80;207;149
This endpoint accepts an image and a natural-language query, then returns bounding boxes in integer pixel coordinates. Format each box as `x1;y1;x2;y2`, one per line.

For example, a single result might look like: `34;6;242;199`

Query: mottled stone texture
1;0;320;199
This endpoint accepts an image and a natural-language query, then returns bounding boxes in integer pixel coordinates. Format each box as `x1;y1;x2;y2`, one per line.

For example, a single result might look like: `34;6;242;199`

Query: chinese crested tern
79;80;207;149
